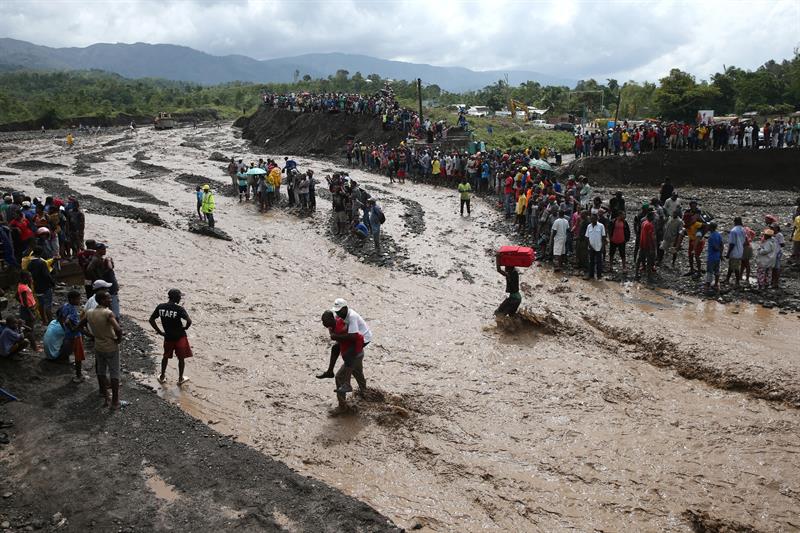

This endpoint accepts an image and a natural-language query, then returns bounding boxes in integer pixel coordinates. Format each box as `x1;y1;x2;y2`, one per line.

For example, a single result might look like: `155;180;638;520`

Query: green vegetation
0;49;798;128
0;70;265;125
423;108;575;152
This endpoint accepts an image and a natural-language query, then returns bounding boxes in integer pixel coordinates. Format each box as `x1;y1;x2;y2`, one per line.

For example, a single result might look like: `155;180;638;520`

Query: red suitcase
497;246;535;267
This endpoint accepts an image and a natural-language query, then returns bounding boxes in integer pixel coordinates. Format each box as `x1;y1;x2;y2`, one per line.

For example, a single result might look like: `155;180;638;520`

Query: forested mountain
0;38;575;92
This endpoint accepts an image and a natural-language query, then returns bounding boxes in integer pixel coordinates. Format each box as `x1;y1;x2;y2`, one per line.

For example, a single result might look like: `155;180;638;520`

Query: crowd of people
495;171;799;291
572;118;800;158
341;132;799;294
262;88;454;141
0;187;198;411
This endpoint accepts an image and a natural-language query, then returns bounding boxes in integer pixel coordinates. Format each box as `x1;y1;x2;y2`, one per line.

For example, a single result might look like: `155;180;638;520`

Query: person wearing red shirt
503;175;514;218
608;211;630;273
636;211;657;280
9;211;34;256
318;311;366;410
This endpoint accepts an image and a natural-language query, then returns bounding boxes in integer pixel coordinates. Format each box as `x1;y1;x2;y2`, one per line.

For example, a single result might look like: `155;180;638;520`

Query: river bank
1;123;799;532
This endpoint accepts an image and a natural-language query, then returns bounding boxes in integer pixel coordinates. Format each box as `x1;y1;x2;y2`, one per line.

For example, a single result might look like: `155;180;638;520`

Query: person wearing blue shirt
58;290;86;382
705;222;723;293
195;186;203;219
725;217;745;288
368;199;384;252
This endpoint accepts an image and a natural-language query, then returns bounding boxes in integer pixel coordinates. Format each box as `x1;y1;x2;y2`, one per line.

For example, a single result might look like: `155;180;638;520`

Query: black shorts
610;242;626;258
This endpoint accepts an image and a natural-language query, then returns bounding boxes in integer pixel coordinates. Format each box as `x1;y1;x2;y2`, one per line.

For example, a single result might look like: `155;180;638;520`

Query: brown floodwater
2;125;799;532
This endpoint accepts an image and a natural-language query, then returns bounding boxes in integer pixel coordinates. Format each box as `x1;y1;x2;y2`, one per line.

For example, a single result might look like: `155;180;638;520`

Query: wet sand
2;124;799;531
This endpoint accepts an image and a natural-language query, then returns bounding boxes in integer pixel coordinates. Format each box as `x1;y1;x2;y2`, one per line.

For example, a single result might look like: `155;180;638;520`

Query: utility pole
417;78;423;122
613;83;625;125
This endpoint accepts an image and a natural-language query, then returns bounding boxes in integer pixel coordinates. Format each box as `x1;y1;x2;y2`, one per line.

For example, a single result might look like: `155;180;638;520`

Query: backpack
376;206;386;224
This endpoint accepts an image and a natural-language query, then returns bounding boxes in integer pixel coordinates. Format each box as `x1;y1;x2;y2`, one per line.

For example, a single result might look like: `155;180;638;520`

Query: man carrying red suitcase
495;255;522;316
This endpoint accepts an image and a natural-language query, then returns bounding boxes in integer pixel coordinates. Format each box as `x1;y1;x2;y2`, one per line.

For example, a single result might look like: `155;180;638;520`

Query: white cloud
0;0;797;82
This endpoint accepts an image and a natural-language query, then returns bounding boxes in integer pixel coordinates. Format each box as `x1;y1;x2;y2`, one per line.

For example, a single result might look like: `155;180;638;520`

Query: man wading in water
495;256;522;316
149;289;193;385
318;311;365;411
316;299;372;400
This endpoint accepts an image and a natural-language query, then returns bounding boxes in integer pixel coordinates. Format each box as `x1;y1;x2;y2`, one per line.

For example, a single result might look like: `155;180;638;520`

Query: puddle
143;464;180;503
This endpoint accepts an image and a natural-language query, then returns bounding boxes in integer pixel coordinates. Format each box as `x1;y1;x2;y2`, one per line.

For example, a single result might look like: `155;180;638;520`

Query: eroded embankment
558;149;800;189
34;177;166;226
239;107;405;155
582;315;800;408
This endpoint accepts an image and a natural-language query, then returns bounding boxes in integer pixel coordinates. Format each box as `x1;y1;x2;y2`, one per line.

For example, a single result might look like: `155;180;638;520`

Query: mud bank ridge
34;177;166;227
583;315;800;408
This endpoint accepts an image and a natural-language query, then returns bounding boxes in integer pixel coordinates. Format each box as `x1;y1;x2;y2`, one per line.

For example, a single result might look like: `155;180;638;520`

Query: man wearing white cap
84;280;113;335
316;298;372;394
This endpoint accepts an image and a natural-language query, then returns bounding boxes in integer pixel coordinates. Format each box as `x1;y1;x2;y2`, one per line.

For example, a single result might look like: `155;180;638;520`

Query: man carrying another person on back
316;298;372;397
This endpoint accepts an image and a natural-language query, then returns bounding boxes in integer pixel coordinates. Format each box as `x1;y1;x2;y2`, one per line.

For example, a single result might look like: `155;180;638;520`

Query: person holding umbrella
246;166;266;207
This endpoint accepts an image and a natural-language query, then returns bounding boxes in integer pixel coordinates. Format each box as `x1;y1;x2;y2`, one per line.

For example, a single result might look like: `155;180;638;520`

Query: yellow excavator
509;99;531;121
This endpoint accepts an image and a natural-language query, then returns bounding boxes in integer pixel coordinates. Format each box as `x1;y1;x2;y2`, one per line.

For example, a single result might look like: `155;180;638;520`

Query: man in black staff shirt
149;289;193;385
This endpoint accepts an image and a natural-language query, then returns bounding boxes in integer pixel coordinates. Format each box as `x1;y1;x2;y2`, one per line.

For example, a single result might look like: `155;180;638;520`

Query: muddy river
1;125;799;532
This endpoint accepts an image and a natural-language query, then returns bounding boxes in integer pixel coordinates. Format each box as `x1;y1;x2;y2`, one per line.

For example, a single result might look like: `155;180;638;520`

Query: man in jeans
585;212;606;280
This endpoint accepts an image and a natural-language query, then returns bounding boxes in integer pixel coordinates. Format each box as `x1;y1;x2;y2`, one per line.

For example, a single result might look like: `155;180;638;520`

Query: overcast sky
2;0;798;82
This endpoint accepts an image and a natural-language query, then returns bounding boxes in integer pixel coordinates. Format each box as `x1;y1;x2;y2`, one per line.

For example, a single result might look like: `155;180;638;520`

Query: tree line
0;50;797;126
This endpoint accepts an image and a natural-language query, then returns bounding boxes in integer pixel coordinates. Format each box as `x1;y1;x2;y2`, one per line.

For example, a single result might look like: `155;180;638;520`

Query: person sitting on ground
0;317;30;358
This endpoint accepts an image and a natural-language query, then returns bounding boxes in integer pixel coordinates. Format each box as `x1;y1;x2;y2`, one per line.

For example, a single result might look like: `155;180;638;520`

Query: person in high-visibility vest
200;185;216;228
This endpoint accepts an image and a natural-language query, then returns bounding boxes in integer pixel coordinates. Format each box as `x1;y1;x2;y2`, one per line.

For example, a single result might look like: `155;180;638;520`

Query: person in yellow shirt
66;132;74;148
621;130;630;155
539;147;546;160
515;192;528;232
791;214;800;262
268;166;282;203
200;185;215;228
431;157;441;183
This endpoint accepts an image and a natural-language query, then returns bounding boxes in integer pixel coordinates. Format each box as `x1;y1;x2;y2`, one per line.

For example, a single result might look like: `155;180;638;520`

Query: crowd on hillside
573;119;800;157
261;89;454;141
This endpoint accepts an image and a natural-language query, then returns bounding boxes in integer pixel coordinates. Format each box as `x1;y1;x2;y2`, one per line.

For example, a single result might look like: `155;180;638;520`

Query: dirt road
1;125;798;532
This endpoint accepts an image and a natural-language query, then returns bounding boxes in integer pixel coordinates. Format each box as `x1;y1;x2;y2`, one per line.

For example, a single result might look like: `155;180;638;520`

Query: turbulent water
2;125;799;532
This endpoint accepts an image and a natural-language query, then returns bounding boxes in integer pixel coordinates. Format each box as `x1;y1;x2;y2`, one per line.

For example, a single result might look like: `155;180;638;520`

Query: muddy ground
0;313;397;533
1;124;799;532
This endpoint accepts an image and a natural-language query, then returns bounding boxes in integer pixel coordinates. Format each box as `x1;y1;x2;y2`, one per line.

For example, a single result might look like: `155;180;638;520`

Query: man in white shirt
316;298;372;393
551;211;570;271
585;213;607;280
663;192;681;218
333;298;372;344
